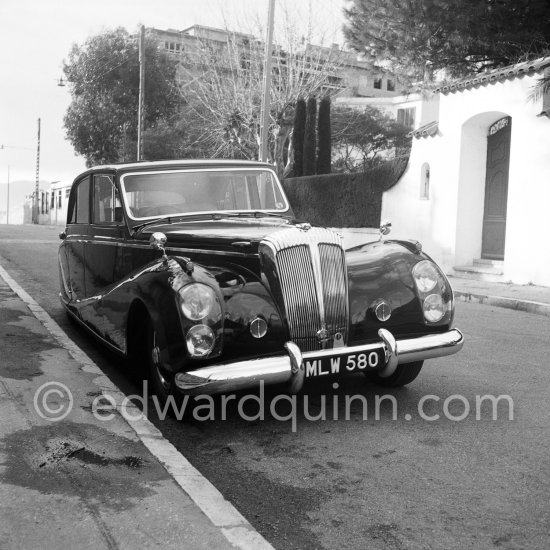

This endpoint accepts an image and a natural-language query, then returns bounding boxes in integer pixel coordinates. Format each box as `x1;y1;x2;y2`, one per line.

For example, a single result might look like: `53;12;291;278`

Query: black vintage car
58;160;463;401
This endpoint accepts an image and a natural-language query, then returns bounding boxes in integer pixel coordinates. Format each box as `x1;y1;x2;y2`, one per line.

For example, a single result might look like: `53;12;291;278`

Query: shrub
282;158;407;227
291;98;307;177
316;96;331;175
303;97;317;176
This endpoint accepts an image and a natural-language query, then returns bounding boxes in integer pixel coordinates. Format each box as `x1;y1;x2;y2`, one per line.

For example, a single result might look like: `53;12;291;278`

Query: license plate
303;348;385;378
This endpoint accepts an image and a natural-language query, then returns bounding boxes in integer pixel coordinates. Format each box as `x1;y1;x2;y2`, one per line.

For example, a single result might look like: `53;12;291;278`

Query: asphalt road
1;224;549;550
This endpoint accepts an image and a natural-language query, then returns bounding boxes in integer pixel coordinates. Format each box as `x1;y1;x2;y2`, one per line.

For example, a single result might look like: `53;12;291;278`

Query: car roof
82;159;275;175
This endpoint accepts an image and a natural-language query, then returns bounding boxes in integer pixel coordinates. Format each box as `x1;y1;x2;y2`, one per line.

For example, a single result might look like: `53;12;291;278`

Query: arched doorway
454;111;511;267
481;116;512;260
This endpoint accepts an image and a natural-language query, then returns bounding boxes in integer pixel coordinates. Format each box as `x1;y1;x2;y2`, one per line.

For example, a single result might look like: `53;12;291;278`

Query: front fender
346;241;453;343
76;256;218;367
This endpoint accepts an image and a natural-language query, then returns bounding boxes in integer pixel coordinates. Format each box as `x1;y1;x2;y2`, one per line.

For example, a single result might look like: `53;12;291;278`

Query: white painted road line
0;263;274;550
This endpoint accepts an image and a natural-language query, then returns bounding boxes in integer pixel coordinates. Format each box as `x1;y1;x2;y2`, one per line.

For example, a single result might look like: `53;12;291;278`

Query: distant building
149;25;404;98
22;181;71;226
48;181;72;226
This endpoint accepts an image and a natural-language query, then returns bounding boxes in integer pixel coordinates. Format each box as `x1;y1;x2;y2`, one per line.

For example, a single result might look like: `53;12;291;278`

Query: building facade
378;58;550;287
150;25;404;98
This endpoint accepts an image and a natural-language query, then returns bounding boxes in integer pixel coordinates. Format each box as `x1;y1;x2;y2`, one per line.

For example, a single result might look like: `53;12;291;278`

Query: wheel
138;315;193;420
364;361;424;387
144;316;178;405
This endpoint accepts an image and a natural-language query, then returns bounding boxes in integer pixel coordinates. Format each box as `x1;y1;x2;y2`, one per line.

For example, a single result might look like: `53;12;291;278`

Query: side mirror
379;220;392;241
149;232;168;262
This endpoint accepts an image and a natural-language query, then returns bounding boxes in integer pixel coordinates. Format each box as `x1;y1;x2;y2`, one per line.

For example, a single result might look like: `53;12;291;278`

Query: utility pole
6;166;10;225
33;118;41;224
137;25;145;161
259;0;275;162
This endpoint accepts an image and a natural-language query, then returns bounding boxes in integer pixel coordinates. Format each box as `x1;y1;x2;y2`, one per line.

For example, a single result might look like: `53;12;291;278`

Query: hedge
282;158;408;228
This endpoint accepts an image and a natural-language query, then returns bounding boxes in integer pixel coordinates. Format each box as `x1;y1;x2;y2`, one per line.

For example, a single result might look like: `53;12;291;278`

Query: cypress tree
292;98;307;177
303;96;317;176
316;96;331;174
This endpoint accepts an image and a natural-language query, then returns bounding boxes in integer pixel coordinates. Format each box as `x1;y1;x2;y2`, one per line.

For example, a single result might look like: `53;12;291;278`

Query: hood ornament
379;220;392;242
149;232;168;263
296;222;311;232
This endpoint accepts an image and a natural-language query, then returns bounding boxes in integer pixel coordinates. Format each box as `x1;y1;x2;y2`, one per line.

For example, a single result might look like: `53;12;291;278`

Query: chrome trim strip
174;328;464;395
63;238;256;256
166;246;254;257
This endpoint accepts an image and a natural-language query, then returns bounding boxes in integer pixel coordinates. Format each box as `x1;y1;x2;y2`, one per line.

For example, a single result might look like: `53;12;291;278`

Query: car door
85;173;125;298
61;176;91;302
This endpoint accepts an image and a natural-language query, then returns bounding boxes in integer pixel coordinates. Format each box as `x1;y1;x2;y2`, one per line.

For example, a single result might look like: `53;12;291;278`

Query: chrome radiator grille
260;227;349;351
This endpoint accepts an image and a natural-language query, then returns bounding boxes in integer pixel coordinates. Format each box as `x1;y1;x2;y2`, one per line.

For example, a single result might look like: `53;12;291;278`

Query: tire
143;315;178;406
364;361;424;387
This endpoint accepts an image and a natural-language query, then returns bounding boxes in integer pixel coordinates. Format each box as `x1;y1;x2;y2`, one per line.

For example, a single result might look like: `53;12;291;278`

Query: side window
420;162;430;200
397;107;416;129
93;175;122;223
68;177;90;224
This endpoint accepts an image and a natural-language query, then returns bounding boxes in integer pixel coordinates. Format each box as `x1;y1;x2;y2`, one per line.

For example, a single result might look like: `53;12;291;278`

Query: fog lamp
371;299;392;322
423;294;446;323
186;324;215;357
250;316;268;338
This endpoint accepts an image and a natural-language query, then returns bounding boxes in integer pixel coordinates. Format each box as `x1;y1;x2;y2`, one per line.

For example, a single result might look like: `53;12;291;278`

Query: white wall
381;72;550;286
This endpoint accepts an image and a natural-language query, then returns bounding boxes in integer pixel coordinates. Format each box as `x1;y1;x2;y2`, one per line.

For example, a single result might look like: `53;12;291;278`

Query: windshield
120;168;290;221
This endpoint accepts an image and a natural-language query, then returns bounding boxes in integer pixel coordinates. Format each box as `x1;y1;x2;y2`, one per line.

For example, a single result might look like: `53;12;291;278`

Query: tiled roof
435;57;550;94
408;121;439;138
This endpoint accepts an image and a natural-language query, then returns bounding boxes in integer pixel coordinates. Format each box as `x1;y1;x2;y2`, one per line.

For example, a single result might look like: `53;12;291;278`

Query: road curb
0;262;274;550
454;290;550;317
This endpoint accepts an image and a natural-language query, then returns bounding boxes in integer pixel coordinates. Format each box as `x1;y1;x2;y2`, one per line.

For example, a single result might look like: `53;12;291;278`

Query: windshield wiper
132;213;216;235
226;211;293;220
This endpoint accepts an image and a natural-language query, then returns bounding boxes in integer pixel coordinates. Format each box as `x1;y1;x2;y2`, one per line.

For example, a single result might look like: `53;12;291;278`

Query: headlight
179;283;216;321
423;294;447;323
186;324;216;357
412;260;439;293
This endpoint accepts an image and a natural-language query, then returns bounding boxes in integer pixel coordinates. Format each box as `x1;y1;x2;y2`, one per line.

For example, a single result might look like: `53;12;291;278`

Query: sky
0;0;347;187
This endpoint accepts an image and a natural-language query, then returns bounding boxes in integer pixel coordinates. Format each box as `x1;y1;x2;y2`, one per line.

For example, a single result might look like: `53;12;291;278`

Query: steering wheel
138;204;183;216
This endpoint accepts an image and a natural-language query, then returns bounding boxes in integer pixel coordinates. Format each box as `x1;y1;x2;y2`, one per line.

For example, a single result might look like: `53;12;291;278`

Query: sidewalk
448;276;550;317
0;273;271;549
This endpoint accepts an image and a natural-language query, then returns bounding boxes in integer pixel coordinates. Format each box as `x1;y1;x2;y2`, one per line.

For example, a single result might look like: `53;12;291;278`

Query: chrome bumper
174;328;464;395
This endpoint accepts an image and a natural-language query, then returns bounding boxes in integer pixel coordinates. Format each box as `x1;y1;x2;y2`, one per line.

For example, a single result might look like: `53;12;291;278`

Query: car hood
139;218;300;252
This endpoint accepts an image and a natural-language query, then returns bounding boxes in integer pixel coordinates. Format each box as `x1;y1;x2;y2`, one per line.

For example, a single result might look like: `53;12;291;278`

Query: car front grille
260;227;349;351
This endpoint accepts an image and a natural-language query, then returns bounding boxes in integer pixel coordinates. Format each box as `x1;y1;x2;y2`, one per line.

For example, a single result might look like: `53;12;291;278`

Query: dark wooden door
481;117;511;260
